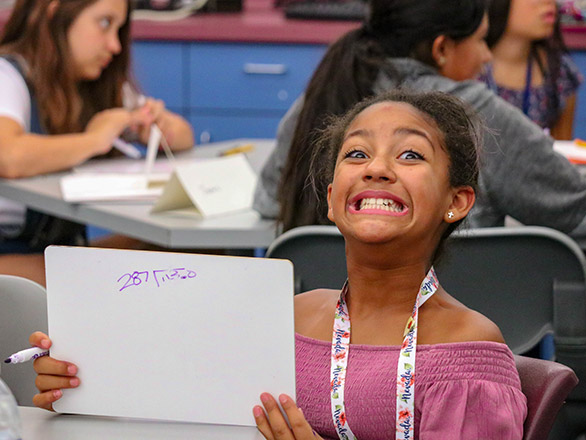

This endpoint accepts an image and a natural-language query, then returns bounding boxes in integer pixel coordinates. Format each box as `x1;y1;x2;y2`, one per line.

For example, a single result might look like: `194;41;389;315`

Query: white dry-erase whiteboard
45;246;295;427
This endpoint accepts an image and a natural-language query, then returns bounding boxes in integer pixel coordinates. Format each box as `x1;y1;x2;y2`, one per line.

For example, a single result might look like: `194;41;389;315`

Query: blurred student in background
479;0;583;139
0;0;194;284
253;0;586;239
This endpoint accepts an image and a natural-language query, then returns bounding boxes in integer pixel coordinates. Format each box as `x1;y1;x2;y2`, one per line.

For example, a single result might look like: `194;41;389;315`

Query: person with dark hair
30;90;527;439
253;0;586;238
479;0;582;139
0;0;194;282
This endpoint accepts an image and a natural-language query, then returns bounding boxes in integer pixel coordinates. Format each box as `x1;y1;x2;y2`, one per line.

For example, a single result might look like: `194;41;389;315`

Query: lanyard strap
522;61;532;117
330;268;439;440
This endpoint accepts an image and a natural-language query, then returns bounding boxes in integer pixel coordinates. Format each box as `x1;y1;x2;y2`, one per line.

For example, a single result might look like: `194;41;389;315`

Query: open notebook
45;246;295;427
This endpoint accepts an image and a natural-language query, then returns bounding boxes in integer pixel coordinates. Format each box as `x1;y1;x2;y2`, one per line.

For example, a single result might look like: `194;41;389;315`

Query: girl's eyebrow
343;128;372;142
343;126;435;150
394;127;435;151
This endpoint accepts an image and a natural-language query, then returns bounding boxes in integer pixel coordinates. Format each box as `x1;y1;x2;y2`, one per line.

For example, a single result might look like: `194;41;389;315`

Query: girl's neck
492;33;533;65
344;243;433;316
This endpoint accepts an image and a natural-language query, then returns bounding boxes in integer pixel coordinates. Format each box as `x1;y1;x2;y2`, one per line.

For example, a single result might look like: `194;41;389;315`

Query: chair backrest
514;355;579;440
266;225;347;294
266;225;586;356
436;226;586;355
0;275;48;406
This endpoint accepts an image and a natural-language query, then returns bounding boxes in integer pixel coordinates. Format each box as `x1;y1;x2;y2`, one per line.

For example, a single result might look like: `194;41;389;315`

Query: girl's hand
29;331;80;411
253;393;322;439
134;98;175;146
85;108;149;155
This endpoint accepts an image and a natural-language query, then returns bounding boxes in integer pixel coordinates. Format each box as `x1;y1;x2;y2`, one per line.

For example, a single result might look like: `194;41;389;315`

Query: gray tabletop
0;139;278;250
19;407;264;440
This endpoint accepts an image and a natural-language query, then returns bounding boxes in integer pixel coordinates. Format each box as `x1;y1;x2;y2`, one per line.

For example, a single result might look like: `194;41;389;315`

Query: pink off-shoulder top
295;333;527;440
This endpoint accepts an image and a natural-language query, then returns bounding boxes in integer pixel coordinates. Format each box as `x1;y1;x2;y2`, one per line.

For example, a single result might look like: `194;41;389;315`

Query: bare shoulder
453;308;505;344
294;289;339;340
423;291;505;344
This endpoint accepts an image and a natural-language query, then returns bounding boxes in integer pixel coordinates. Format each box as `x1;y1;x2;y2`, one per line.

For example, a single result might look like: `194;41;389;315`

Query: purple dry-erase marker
4;347;49;364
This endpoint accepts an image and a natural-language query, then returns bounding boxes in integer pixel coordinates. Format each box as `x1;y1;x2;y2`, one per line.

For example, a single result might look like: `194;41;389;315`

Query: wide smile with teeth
356;197;405;213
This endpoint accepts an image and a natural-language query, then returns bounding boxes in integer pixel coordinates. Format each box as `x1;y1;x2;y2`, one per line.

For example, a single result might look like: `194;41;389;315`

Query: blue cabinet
133;43;586;142
132;41;326;143
189;113;283;143
132;42;187;113
188;43;324;112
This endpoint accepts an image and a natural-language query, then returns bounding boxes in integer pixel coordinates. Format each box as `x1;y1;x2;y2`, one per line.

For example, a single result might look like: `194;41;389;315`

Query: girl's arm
0;118;100;178
0;108;152;178
550;93;577;140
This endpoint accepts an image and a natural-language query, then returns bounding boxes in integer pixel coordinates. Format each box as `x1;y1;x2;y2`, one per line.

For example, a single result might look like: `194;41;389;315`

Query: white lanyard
330;268;439;440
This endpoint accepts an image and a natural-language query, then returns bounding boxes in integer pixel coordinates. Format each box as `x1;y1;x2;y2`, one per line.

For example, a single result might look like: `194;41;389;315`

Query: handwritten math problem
117;267;197;292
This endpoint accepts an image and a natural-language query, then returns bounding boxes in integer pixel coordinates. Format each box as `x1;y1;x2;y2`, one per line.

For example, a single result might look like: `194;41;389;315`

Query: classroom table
0;139;278;250
18;406;264;439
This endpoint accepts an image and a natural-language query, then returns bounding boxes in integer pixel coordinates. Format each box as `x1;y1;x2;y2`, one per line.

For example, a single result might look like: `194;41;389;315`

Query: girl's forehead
85;0;128;16
348;101;437;132
344;101;445;146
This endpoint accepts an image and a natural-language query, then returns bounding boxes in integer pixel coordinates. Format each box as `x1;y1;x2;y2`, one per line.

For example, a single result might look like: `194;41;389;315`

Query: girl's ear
431;35;456;74
444;186;475;223
327;183;335;223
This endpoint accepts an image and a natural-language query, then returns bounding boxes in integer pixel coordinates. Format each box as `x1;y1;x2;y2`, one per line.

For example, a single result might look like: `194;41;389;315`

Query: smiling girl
0;0;193;278
252;91;526;439
28;91;527;439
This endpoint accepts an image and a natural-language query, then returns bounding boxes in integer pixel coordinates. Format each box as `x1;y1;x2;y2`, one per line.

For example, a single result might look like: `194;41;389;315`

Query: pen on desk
575;139;586;148
4;347;49;364
220;144;255;157
112;138;143;159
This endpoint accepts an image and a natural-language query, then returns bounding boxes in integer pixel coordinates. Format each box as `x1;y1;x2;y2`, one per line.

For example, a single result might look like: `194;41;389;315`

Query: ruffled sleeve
418;374;526;439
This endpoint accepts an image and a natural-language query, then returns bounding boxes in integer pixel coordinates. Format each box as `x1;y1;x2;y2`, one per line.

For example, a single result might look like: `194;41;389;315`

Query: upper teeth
359;197;403;212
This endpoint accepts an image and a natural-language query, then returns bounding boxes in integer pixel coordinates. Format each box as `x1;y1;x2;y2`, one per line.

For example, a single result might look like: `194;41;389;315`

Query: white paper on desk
60;173;166;202
45;246;295;427
554;141;586;164
74;156;174;177
151;154;257;217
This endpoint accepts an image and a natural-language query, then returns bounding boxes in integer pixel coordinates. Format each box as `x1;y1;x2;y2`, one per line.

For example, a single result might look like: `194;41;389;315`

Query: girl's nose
364;158;397;183
108;33;122;55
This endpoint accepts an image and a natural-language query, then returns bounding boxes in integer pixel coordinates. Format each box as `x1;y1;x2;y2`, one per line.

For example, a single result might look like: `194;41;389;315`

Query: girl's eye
344;149;368;159
99;17;112;29
399;150;424;160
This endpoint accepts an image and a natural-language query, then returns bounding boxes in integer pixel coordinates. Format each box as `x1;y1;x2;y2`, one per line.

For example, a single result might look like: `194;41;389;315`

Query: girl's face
506;0;557;41
440;14;492;81
326;102;473;247
67;0;128;81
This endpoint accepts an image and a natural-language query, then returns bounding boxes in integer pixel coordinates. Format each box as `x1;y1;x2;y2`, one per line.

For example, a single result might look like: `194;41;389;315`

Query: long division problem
117;267;197;292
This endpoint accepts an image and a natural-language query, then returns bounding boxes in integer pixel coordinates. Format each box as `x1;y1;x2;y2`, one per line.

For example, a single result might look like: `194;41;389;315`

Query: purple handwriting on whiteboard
117;268;197;292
